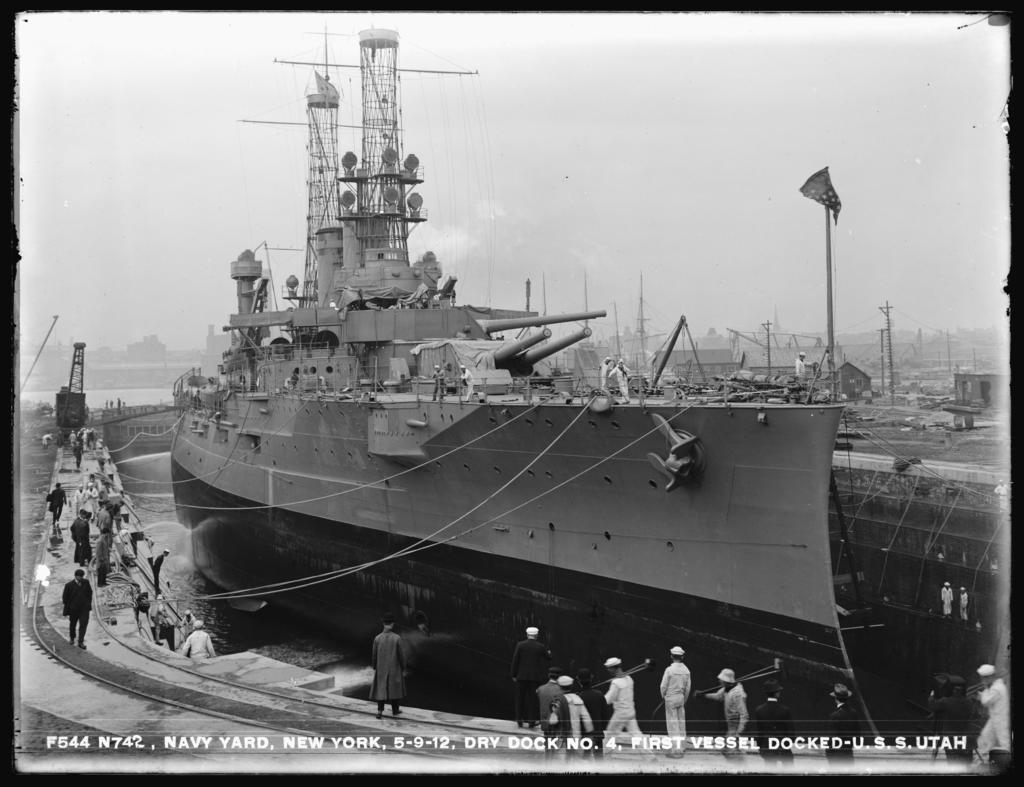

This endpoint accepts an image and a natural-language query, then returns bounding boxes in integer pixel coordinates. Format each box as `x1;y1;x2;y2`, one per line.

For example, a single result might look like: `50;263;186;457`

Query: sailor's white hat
556;675;574;687
670;646;685;656
525;626;539;636
977;664;996;677
717;668;737;683
604;657;622;668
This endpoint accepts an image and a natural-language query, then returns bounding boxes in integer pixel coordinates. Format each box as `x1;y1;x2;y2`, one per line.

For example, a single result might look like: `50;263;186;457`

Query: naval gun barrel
492;328;552;365
521;327;592;364
477;310;607;334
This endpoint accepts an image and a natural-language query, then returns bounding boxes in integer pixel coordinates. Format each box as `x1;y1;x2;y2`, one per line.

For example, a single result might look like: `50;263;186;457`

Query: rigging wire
198;396;600;600
198;400;697;601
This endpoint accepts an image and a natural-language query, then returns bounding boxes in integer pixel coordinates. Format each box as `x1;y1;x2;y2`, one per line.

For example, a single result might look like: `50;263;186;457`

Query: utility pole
878;328;886;400
613;302;622;359
762;320;772;374
525;278;531;312
879;301;895;406
946;330;952;377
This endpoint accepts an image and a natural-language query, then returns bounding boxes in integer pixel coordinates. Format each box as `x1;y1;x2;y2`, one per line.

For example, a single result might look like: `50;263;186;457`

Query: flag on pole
799;167;842;223
314;72;340;103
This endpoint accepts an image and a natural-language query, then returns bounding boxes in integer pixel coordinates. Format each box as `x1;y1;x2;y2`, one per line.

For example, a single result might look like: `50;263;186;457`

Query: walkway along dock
15;438;977;774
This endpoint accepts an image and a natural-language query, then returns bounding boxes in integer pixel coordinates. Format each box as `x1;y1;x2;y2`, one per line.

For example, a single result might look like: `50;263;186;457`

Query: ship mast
636;272;648;372
302;37;342;305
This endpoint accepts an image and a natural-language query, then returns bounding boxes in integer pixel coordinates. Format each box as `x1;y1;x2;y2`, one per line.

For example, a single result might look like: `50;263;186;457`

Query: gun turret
492;329;551;365
496;327;593;376
521;327;592;365
477;310;607;334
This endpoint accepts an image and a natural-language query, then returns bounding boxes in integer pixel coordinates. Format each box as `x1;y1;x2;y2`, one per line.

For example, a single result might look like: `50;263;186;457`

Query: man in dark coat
46;483;67;533
510;625;552;728
752;679;796;768
61;568;93;649
927;677;975;768
576;668;609;759
70;510;93;567
537;668;569;761
152;548;169;593
370;613;406;719
825;683;862;767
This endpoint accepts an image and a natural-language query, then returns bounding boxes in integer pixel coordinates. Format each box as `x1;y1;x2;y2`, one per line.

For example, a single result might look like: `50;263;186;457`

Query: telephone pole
879;301;895;406
762;320;772;374
878;328;886;401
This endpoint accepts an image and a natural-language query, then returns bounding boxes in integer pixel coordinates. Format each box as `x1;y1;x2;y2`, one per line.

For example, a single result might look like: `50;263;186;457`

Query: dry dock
14;435;983;774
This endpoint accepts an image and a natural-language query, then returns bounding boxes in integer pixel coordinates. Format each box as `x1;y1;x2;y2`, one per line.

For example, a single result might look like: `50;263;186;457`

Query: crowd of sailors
503;626;1009;772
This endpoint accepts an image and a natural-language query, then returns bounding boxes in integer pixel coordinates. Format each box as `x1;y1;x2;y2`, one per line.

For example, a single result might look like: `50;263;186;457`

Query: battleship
171;29;858;730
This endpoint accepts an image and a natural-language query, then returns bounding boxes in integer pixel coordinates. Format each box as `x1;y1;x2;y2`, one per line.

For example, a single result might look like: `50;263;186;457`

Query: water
117;452;500;719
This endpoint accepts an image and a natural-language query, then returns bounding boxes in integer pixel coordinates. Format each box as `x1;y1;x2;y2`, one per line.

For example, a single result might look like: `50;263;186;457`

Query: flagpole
824;205;836;397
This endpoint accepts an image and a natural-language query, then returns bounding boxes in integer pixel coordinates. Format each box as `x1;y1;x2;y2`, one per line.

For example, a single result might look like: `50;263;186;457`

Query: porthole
604;531;611;540
545;419;553;427
463;464;471;471
326;365;334;373
667;541;675;551
545;471;553;479
603;476;613;485
526;418;534;426
649;480;658;488
527;469;535;478
309;366;317;374
611;421;621;429
493;466;501;474
548;522;555;531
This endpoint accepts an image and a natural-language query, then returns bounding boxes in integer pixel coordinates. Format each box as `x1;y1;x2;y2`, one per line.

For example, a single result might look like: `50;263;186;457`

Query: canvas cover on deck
410;339;553;378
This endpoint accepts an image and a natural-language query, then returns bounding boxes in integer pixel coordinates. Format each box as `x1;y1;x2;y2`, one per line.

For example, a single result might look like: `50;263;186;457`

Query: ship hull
172;454;853;731
171;396;855;730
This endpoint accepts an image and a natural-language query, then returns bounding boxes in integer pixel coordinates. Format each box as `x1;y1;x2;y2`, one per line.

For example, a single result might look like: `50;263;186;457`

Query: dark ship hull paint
171;397;855;726
171;450;851;730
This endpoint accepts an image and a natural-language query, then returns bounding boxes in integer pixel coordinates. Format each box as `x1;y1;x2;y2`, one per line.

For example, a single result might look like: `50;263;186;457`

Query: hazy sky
14;11;1011;353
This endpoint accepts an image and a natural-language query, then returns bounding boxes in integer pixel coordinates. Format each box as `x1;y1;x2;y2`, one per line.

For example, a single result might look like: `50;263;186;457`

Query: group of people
430;364;477;402
598;358;631;403
939;582;971;621
507;628;1009;771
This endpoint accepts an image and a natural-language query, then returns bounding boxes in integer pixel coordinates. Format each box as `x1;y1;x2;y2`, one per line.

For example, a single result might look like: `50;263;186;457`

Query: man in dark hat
152;548;170;594
370;613;406;719
576;668;608;759
825;682;861;767
752;679;795;768
927;676;975;769
537;667;568;759
510;626;551;728
46;483;67;535
70;509;93;567
61;568;93;649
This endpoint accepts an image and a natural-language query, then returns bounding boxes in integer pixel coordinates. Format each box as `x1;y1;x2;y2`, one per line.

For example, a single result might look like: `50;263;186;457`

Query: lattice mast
301;46;342;303
357;29;409;253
